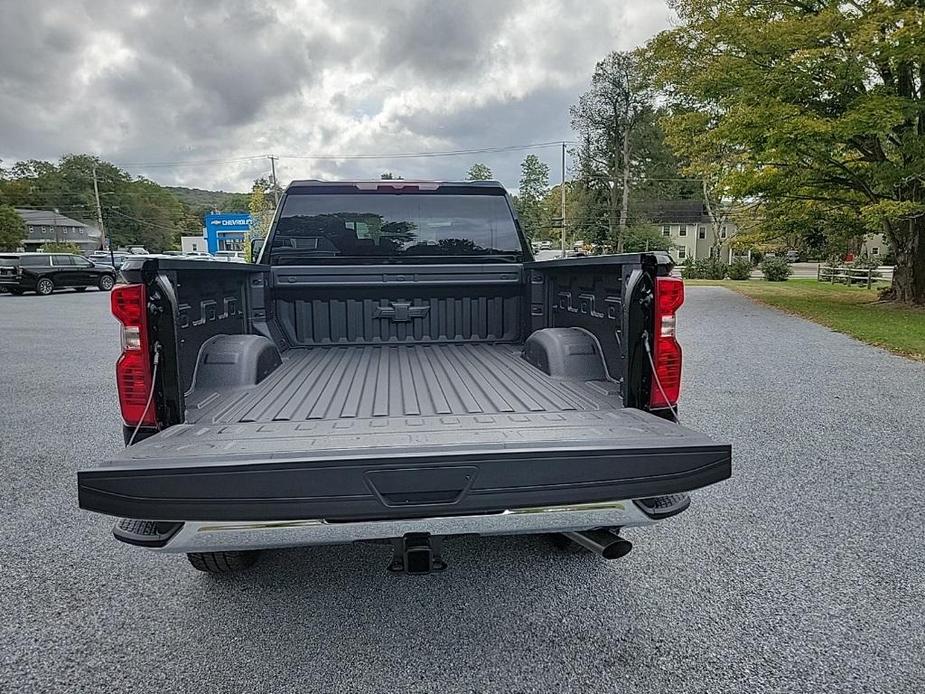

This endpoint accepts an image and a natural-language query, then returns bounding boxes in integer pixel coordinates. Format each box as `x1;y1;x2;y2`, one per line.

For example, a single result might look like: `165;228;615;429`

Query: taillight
649;276;684;409
111;284;156;427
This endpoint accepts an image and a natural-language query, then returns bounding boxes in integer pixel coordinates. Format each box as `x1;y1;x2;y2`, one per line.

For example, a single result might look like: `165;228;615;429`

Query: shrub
679;257;698;279
727;258;752;280
695;257;728;280
41;242;82;254
760;256;792;281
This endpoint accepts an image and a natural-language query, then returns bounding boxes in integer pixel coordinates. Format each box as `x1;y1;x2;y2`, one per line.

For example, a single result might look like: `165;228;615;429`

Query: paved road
2;287;923;693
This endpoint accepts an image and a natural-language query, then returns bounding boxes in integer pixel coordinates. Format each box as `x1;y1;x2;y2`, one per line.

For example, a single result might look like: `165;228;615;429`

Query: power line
279;141;573;161
109;141;576;169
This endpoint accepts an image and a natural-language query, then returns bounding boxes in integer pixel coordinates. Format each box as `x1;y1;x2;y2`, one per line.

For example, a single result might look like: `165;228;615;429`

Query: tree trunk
888;217;925;304
617;125;631;253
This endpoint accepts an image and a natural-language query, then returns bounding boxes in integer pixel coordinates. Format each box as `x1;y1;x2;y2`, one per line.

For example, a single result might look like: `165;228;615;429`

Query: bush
727;258;752;280
696;257;728;280
41;242;83;254
679;257;698;279
760;256;792;281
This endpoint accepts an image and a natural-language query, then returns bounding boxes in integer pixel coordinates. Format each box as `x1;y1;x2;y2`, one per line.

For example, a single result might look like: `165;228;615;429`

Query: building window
662;225;670;237
720;226;727;239
871;247;879;255
698;227;706;239
678;247;686;259
679;226;687;237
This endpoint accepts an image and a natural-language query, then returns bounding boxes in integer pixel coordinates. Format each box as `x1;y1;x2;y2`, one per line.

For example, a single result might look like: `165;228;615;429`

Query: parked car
213;250;246;263
77;180;731;575
183;251;214;260
88;251;131;270
0;253;117;295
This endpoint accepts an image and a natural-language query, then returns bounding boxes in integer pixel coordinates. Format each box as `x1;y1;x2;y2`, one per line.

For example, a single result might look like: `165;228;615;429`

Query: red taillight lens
650;276;684;409
111;284;156;427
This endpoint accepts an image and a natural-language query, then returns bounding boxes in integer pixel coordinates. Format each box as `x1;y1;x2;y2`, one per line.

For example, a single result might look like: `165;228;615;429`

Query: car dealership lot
1;288;923;693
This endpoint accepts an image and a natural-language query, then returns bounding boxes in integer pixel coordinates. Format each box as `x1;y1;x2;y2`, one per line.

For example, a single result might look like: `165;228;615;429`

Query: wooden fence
817;265;893;289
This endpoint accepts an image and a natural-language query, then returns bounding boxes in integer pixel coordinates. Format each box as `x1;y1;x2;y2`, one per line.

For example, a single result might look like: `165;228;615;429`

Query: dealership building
182;212;252;254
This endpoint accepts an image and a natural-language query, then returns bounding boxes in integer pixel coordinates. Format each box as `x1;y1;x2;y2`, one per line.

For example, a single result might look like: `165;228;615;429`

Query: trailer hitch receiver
388;533;446;575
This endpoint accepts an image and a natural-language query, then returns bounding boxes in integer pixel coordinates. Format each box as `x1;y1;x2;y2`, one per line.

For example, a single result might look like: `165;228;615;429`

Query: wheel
36;278;54;295
98;275;115;291
187;550;260;573
75;287;88;292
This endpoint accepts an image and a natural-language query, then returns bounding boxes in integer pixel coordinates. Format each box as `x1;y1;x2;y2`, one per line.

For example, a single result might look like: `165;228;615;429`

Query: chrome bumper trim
152;499;662;553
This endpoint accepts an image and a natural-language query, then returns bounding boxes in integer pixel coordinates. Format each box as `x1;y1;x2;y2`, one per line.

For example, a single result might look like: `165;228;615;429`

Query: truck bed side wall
527;254;659;408
125;260;264;427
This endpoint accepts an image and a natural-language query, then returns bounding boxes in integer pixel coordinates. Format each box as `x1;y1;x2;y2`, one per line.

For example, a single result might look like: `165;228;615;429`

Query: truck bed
79;343;731;522
187;343;619;424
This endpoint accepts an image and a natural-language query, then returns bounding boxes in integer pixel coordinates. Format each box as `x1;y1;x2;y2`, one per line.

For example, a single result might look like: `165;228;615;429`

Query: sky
0;0;673;193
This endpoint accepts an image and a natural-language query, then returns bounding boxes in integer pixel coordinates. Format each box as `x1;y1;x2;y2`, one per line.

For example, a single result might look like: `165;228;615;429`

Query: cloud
0;0;673;192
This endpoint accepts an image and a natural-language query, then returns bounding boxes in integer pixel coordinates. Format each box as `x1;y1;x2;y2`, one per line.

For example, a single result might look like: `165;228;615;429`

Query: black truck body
77;180;730;569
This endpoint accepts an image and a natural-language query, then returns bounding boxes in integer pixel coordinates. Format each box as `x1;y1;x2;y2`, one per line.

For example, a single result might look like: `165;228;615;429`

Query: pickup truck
77;180;731;575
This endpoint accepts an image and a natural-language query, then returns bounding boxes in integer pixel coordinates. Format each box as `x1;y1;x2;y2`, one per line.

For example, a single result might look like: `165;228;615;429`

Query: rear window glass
19;255;49;267
0;257;18;267
271;188;523;263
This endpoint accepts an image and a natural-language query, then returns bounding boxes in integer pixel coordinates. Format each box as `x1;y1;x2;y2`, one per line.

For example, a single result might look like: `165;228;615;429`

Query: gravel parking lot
2;286;923;693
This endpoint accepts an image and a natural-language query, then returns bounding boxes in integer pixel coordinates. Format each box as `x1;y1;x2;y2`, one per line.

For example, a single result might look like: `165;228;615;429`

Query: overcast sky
0;0;673;192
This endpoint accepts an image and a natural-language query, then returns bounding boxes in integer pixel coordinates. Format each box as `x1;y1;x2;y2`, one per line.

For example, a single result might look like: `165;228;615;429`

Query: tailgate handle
365;466;477;507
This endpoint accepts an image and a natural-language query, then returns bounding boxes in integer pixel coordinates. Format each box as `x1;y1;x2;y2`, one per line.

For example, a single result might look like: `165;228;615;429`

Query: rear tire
98;275;115;291
187;550;260;573
36;278;54;295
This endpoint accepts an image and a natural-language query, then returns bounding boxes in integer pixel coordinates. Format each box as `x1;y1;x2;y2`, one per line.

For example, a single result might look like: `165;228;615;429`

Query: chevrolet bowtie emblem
373;302;430;322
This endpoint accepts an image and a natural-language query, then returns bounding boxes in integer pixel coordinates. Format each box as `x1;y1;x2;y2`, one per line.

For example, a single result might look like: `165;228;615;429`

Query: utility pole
560;142;567;256
268;155;280;207
92;165;114;266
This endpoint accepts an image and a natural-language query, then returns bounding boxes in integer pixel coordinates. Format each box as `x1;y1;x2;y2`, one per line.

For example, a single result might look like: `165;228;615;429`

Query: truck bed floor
188;343;618;425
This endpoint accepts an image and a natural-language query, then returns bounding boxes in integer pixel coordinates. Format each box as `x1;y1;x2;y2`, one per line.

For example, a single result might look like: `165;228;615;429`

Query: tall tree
465;163;493;181
516;154;550;240
0;204;26;251
648;0;925;303
570;51;651;252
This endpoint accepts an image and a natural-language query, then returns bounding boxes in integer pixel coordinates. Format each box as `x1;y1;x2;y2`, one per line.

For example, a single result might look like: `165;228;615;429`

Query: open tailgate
78;409;730;522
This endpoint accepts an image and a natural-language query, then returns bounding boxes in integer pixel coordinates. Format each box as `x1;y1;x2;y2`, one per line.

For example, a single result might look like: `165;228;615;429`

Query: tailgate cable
127;343;161;446
642;332;681;425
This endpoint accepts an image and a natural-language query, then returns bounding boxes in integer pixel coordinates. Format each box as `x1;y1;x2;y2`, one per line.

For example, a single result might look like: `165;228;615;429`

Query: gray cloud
0;0;672;191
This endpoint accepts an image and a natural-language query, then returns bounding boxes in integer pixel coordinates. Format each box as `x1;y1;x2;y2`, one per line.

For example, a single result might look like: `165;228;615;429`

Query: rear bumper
132;498;668;553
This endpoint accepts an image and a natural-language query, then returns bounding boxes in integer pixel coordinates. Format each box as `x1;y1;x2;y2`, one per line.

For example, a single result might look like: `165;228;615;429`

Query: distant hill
165;186;249;212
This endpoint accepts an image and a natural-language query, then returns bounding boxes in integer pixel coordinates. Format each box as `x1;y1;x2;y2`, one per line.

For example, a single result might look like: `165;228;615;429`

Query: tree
570;51;651;252
647;0;925;303
380;171;402;180
622;225;674;253
0;204;25;251
515;155;550;240
465;163;493;181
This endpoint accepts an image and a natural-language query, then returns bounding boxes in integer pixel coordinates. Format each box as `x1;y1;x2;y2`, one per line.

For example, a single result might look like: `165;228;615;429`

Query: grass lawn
685;278;925;360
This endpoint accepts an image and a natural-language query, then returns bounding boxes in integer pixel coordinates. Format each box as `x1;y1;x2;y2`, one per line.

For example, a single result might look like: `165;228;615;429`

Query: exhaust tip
601;537;632;559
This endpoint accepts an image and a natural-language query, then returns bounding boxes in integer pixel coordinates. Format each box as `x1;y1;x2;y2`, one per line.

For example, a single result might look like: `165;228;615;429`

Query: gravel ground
1;286;923;693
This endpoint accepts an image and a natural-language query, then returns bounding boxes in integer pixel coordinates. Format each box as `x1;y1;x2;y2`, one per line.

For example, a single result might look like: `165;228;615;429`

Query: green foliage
0;155;208;252
727;258;752;281
682;257;727;280
465;163;493;181
515;155;550;239
646;0;925;301
622;225;672;253
41;242;82;254
380;171;402;180
760;256;792;282
0;204;26;251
